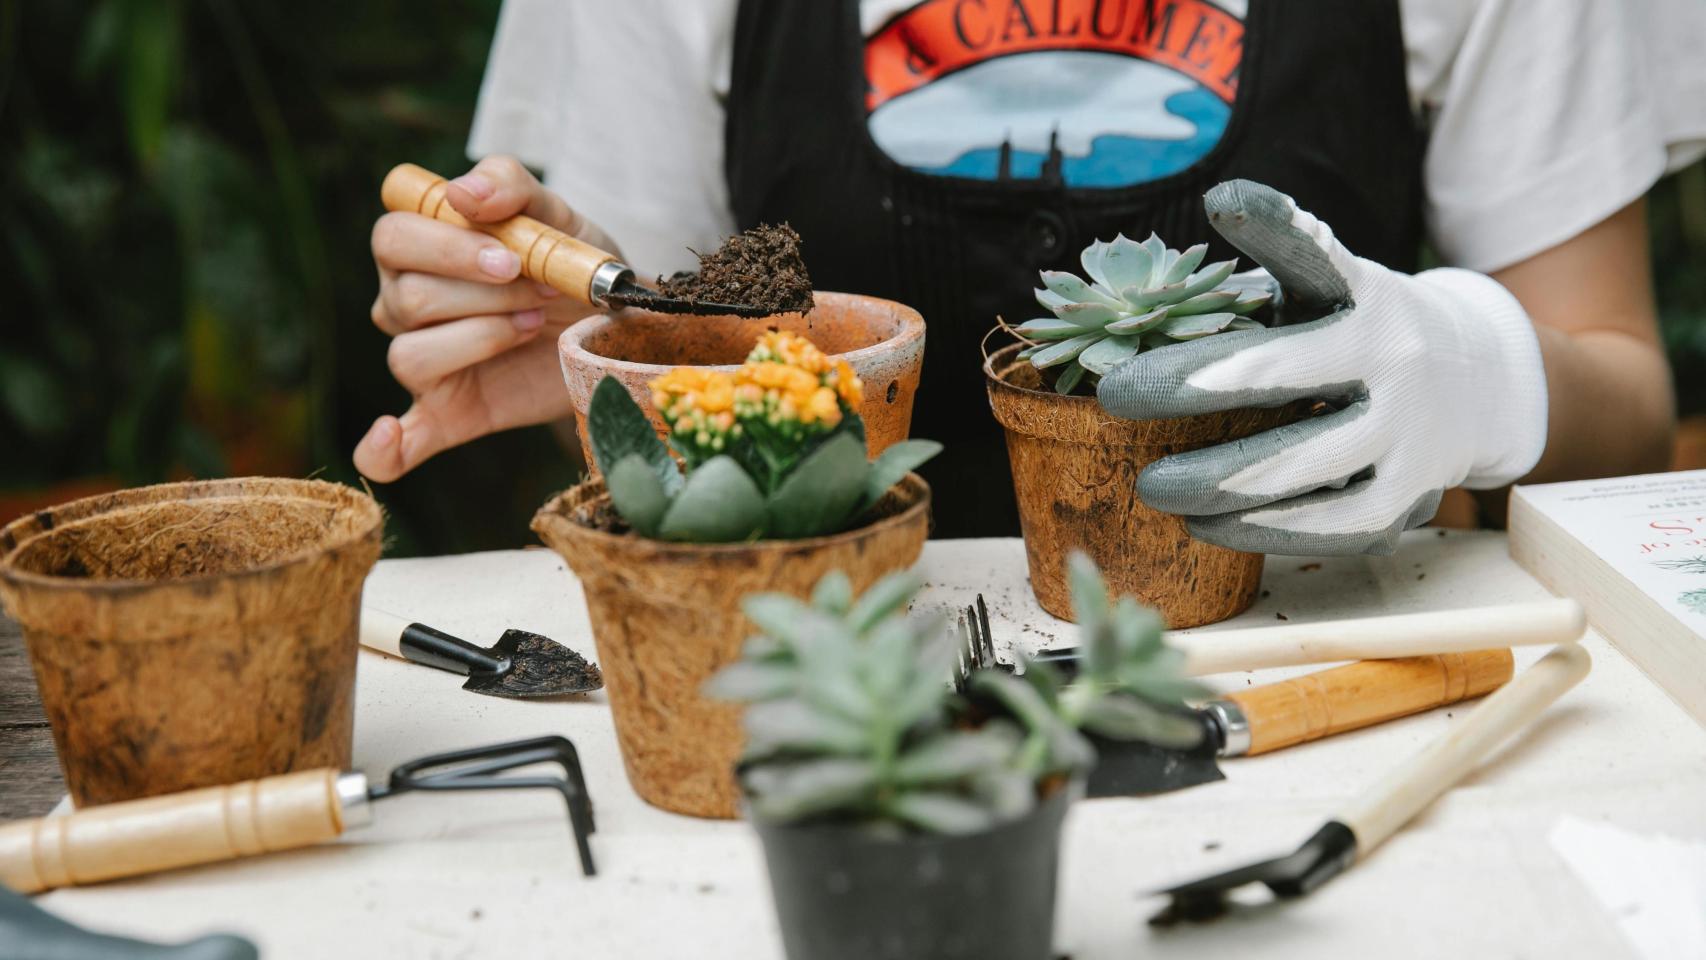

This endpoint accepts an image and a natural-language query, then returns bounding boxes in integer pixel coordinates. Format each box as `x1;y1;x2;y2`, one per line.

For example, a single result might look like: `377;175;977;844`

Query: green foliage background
1;1;1703;556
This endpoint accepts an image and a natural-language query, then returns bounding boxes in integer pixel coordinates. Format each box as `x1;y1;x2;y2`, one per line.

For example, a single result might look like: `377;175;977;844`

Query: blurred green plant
0;0;578;554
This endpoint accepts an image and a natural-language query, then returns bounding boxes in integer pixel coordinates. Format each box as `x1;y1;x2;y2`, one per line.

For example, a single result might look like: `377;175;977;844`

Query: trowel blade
604;278;786;319
1085;718;1225;798
461;629;603;700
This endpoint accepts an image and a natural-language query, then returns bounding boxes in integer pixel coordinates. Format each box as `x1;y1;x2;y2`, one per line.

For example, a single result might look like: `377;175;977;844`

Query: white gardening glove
1096;180;1548;556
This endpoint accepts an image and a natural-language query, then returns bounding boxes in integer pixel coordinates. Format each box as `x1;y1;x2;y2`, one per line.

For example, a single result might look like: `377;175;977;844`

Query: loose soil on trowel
658;223;814;314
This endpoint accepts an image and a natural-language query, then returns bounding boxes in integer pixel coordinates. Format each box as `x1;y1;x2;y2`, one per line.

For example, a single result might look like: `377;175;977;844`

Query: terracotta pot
984;343;1303;628
559;291;925;467
531;474;931;819
0;478;383;806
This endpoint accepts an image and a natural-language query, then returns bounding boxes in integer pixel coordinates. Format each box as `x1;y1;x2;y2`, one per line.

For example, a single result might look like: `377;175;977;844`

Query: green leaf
764;432;869;538
1053;301;1122;329
970;671;1058;733
1015;317;1087;341
893;726;1020;785
859;439;941;513
657;456;765;542
846;571;924;634
1053;361;1087;395
884;791;1000;835
606;454;670;537
1080;695;1206;748
860;616;920;701
1031;332;1102;369
742;593;818;643
970;764;1038;821
1177;260;1238;300
1098;234;1154;292
811;571;854;615
746;759;879;823
1229;294;1273;316
742;700;869;759
1067;552;1112;627
1039;271;1121;308
1158;312;1238;340
703;662;798;702
589;376;682;494
1164;290;1239;317
1076;336;1141;376
1104;307;1170;335
1163;243;1209;285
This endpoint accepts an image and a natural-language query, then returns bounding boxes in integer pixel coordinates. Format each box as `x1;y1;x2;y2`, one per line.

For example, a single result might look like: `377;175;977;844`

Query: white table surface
35;531;1706;958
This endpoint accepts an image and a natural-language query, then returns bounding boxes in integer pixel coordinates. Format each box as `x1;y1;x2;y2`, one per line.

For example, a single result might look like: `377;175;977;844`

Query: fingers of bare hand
376;272;560;332
372;211;522;283
385;312;546;393
445;154;570;227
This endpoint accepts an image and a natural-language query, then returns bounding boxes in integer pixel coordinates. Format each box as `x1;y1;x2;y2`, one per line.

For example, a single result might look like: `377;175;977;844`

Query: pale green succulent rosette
1017;232;1273;394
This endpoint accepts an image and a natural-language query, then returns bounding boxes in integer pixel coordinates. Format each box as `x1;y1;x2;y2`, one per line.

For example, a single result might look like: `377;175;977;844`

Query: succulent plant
705;555;1206;835
589;332;940;543
1016;233;1273;394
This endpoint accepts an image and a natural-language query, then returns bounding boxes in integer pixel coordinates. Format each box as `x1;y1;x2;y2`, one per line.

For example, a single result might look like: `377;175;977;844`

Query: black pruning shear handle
359;607;603;700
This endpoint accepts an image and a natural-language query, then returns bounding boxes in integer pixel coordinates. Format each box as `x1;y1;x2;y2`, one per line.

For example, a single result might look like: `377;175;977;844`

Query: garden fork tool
0;736;598;893
954;596;1580;796
383;163;786;318
1149;642;1591;923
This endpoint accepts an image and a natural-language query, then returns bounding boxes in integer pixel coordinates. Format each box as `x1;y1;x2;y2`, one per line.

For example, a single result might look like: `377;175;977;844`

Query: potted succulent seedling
985;233;1305;626
533;331;940;818
707;555;1204;960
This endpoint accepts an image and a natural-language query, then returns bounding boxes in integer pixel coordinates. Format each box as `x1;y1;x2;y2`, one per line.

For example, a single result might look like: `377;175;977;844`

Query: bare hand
356;155;622;482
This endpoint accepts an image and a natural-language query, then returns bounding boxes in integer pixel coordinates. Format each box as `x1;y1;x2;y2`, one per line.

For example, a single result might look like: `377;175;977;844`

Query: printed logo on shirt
865;0;1242;187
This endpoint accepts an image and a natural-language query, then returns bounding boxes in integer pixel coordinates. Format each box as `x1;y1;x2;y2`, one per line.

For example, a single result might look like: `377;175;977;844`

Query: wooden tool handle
1173;598;1584;676
381;162;618;303
360;606;413;657
0;769;352;893
1222;649;1515;756
1337;642;1590;852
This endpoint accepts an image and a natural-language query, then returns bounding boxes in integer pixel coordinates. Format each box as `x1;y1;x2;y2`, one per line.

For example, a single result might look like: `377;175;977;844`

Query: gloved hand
1096;180;1548;556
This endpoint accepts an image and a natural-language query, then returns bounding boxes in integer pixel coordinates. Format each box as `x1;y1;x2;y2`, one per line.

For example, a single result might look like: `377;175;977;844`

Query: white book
1509;470;1706;728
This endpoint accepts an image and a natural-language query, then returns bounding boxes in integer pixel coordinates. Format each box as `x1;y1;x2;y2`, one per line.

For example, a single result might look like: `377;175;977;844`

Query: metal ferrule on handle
0;769;368;894
380;162;623;306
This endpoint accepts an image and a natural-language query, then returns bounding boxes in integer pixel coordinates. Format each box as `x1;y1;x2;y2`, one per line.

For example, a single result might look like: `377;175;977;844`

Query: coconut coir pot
985;343;1303;627
531;474;930;819
559;291;925;466
0;478;383;806
754;784;1074;960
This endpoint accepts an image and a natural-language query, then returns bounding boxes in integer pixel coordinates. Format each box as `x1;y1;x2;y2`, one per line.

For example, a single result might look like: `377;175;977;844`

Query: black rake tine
974;594;996;671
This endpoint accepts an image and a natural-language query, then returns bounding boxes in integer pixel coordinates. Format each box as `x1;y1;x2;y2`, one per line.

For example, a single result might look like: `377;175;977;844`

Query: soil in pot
559;292;926;467
984;343;1306;628
656;223;814;314
531;474;931;819
0;478;383;806
753;784;1073;960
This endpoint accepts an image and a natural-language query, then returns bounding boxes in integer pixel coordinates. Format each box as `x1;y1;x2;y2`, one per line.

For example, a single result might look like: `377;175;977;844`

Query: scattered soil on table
1275;612;1288;621
1298;563;1322;572
658;223;814;314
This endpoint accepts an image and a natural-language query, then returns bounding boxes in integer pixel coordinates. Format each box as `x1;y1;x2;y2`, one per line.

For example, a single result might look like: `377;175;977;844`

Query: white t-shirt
469;0;1706;279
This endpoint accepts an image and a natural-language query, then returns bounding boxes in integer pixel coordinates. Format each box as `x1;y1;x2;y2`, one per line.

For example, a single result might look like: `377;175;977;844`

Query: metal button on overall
1025;210;1067;264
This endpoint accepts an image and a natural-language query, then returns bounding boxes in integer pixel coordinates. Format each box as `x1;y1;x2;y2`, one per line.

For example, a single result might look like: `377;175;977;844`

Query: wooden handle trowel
382;163;781;318
359;608;602;700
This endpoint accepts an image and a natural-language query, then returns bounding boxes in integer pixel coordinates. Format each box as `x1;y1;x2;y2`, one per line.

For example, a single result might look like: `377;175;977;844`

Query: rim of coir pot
0;477;383;594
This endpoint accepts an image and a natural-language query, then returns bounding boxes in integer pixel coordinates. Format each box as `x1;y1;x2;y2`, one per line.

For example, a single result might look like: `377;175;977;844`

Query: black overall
727;0;1423;538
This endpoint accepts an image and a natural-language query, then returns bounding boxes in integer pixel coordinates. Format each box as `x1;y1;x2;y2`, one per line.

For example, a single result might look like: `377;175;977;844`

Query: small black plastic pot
750;785;1076;960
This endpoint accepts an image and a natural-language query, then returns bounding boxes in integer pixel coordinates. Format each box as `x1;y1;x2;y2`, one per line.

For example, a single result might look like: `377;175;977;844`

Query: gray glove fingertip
1204;179;1352;308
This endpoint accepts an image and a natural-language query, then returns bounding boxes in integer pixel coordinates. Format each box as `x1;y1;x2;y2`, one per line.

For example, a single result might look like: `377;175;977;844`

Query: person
359;0;1705;550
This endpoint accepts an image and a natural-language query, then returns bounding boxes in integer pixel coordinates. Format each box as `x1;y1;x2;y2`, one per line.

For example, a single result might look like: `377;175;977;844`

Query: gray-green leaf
606;453;670;537
742;700;869;759
765;432;870;538
588;375;682;494
885;791;1000;835
1080;695;1205;748
859;439;941;513
1076;335;1141;376
657;456;765;542
702;661;798;702
1016;317;1086;341
746;759;879;823
893;726;1021;785
1032;332;1102;369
